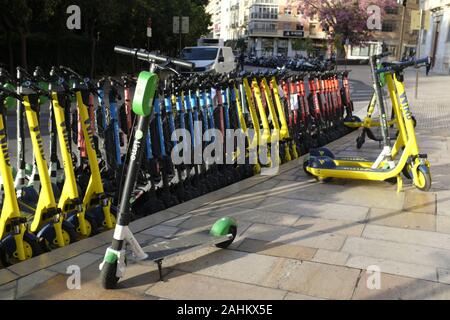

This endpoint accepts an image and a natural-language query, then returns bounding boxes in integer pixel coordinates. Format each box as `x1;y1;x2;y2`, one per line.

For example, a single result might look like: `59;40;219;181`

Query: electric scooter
58;67;116;235
100;46;237;289
304;56;432;192
0;86;42;265
11;68;77;252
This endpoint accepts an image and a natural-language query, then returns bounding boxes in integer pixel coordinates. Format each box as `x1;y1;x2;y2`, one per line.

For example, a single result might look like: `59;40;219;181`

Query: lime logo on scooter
131;129;144;161
31;126;46;158
0;129;11;166
399;93;413;120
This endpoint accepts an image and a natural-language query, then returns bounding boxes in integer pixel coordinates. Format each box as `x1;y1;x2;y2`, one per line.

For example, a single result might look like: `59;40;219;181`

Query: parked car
180;46;236;74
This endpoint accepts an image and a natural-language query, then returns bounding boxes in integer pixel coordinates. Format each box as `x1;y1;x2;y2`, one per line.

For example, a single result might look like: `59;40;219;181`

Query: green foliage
292;38;314;53
236;38;247;52
0;0;211;75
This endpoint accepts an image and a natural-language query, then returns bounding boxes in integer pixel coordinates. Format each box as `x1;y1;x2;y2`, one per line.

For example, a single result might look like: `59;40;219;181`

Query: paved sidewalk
0;73;449;300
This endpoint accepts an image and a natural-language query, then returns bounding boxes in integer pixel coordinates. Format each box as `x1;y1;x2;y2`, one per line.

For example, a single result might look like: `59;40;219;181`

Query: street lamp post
398;0;408;60
414;8;424;98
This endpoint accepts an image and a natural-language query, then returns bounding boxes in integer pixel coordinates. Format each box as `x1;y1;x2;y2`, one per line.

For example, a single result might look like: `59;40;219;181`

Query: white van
180;46;236;74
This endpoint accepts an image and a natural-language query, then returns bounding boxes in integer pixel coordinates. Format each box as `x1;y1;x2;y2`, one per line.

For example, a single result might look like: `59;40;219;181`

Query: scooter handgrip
114;45;195;70
114;46;137;57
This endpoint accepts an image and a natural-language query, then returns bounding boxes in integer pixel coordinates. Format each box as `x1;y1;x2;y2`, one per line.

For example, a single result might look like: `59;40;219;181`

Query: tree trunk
90;35;96;79
6;28;14;74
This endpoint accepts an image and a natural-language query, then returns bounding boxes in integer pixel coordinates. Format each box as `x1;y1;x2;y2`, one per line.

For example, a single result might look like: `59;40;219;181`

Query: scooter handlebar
114;46;195;70
376;57;430;74
0;86;22;100
59;66;84;81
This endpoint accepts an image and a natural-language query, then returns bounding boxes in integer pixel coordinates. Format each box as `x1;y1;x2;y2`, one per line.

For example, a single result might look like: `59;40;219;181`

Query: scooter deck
141;230;232;262
136;231;233;281
330;166;386;172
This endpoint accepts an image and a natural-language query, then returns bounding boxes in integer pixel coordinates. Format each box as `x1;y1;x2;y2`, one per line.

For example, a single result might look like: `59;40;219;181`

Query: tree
236;38;247;53
295;0;396;46
0;0;211;75
292;38;314;54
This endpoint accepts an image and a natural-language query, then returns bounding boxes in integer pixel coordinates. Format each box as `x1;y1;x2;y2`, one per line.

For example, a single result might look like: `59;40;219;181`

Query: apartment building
347;0;420;61
420;0;450;74
206;0;327;58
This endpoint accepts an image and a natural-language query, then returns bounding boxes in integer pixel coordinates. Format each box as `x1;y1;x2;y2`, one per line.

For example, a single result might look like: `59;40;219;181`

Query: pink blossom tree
295;0;397;46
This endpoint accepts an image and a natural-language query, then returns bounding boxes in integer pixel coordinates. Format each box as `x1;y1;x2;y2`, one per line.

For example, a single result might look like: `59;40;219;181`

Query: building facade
420;0;450;74
205;0;327;58
346;0;421;61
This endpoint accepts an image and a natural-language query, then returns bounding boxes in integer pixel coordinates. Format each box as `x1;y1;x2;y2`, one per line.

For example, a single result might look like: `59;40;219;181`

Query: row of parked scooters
2;46;412;267
245;54;336;72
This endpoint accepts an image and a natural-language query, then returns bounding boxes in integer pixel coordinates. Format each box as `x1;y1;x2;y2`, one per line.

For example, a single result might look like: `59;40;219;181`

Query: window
181;48;219;61
385;6;398;15
382;20;397;32
350;45;369;57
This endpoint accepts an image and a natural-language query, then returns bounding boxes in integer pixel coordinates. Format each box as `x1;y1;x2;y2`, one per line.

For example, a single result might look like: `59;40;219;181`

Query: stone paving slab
284;292;325;300
293;216;365;237
273;179;406;210
342;236;450;269
145;271;287;300
353;272;450;300
0;281;17;300
272;260;361;300
312;249;350;266
205;205;301;227
437;268;450;285
437;216;450;234
241;223;347;251
258;196;369;222
403;190;436;214
367;208;436;231
362;224;450;251
0;269;19;287
16;270;58;299
346;255;437;282
236;238;317;261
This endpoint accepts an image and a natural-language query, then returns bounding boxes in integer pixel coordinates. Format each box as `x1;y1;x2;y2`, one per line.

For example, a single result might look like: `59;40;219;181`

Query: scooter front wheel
414;165;432;191
100;261;120;289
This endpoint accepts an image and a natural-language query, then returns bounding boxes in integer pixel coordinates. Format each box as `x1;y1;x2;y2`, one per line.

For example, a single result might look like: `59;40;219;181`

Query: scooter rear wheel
39;222;78;250
0;232;42;266
215;226;237;249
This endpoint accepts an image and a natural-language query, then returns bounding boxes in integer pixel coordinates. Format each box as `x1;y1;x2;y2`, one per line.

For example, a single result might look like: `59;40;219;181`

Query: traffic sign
173;16;189;34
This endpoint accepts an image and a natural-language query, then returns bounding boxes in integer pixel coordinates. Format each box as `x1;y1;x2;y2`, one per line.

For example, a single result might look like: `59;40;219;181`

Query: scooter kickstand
156;259;164;281
396;175;403;193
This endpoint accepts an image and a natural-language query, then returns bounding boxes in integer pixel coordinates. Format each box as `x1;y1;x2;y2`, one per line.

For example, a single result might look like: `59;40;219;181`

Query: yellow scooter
0;86;42;265
59;67;116;236
305;56;432;192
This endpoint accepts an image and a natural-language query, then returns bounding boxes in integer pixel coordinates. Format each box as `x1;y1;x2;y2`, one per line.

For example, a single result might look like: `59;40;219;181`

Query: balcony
249;28;278;36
